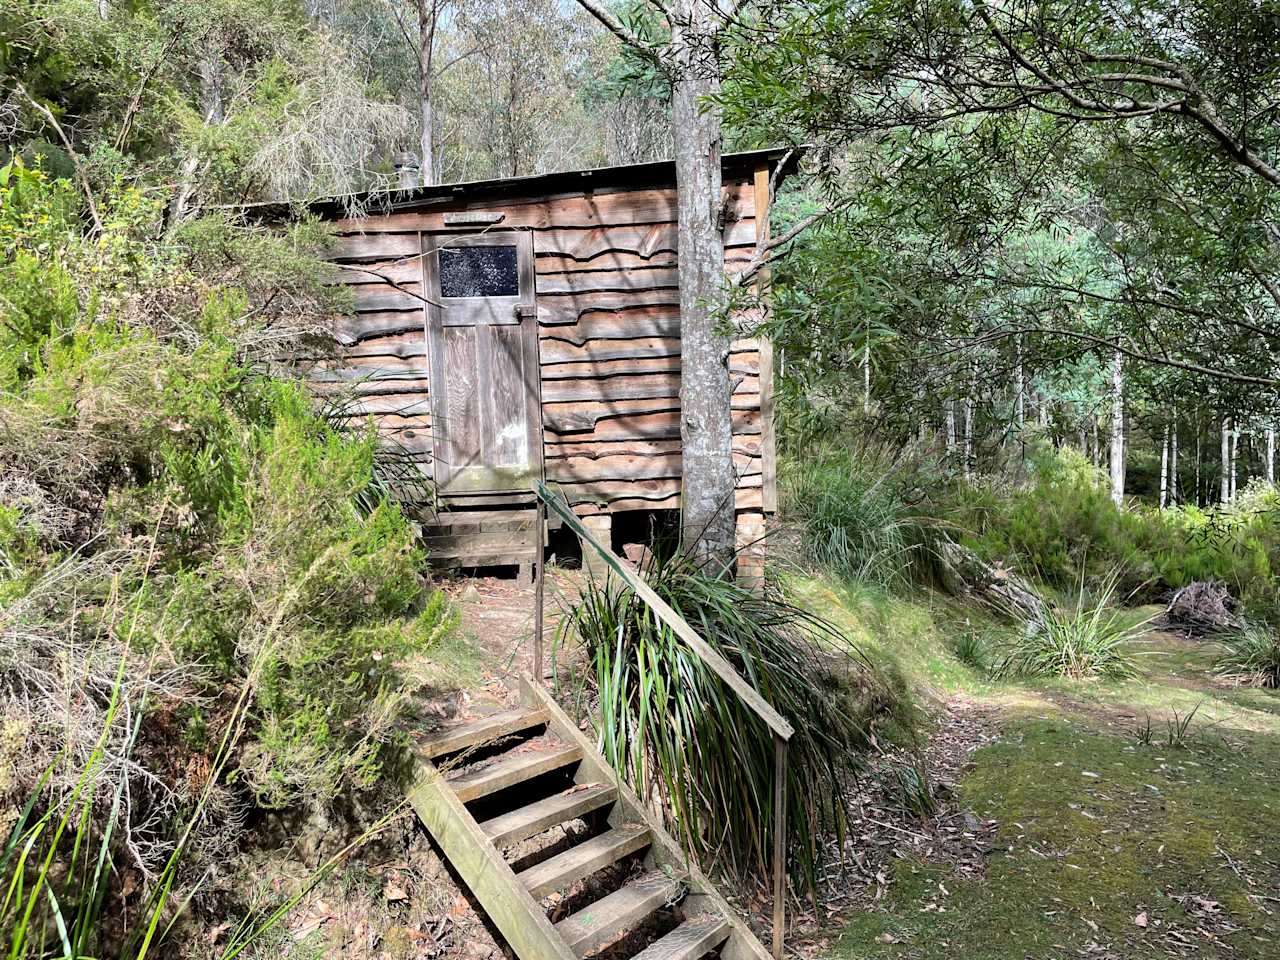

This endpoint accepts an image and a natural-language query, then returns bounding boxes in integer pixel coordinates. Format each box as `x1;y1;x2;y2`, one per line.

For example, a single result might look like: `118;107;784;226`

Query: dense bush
1214;624;1280;688
945;447;1280;610
781;442;932;585
0;163;452;895
990;574;1146;681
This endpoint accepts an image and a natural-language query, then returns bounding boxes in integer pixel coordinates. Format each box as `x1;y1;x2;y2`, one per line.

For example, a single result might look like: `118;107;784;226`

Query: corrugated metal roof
242;146;804;220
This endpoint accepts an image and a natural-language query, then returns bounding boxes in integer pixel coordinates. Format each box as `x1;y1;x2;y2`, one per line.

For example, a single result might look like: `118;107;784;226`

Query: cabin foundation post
580;514;613;579
735;511;767;591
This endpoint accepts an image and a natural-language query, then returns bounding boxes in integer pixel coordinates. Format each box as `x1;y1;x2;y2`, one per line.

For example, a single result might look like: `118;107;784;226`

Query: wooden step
481;784;618;848
518;824;651;899
448;745;583;803
627;919;730;960
418;709;551;760
555;874;684;959
423;531;540;560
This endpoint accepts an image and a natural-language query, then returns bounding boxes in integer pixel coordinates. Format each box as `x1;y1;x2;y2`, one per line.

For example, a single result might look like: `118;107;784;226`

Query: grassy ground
788;580;1280;960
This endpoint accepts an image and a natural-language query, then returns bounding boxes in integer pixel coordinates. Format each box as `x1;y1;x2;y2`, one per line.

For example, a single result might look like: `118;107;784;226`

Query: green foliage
1;155;453;841
991;574;1146;681
947;446;1280;609
556;550;879;894
782;443;930;586
1214;624;1280;688
950;625;986;671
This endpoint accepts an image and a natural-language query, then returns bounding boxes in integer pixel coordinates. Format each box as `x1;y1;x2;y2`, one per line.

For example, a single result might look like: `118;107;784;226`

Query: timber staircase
408;677;772;960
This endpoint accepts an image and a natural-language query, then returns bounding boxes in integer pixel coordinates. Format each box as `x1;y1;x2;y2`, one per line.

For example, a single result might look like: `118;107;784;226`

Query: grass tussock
782;443;929;586
1214;624;1280;688
556;550;887;895
991;575;1147;681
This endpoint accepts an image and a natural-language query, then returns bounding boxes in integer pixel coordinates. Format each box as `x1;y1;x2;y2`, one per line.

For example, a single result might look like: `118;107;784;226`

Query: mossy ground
789;582;1280;960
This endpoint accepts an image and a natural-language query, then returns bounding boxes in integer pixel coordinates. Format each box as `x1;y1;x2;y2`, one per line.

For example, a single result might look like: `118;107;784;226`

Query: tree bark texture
416;0;439;186
672;0;733;568
1221;417;1231;504
1109;349;1125;506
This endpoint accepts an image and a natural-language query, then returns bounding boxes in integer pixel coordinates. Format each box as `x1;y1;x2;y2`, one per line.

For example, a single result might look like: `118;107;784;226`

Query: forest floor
799;583;1280;960
231;574;1280;960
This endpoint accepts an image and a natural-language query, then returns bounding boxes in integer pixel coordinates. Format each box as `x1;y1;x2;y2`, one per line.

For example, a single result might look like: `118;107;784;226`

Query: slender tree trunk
1159;421;1169;509
1195;427;1202;506
963;362;975;481
1231;424;1240;500
1109;349;1125;506
862;333;871;415
945;399;957;458
416;0;438;186
1170;414;1179;504
672;0;733;566
1267;425;1275;485
1221;417;1232;504
1014;335;1025;457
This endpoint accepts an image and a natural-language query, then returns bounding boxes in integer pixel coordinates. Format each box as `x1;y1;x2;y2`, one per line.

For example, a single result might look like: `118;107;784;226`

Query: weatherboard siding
320;173;771;515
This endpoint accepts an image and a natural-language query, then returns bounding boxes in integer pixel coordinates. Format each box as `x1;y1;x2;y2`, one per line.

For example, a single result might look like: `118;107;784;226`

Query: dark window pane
439;245;519;298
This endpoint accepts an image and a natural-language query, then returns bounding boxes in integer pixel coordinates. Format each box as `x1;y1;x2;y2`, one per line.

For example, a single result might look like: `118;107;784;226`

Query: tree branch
13;81;103;234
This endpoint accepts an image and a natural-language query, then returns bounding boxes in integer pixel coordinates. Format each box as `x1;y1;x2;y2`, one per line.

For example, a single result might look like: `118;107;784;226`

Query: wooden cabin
309;148;795;573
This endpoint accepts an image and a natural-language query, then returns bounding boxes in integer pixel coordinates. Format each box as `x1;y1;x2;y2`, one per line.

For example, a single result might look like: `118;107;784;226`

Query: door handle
513;303;537;321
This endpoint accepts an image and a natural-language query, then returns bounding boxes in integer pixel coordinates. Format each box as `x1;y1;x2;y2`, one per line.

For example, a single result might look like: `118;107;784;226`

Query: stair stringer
408;758;579;960
520;677;774;960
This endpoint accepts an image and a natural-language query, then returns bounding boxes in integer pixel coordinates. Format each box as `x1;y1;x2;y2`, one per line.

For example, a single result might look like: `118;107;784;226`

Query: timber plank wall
318;166;777;517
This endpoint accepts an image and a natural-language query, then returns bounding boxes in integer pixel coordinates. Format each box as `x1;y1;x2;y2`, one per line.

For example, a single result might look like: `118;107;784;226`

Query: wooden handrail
531;481;792;960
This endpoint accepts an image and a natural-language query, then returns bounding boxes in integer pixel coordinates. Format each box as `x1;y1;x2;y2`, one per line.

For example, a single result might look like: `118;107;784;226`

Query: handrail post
532;499;546;684
772;733;787;960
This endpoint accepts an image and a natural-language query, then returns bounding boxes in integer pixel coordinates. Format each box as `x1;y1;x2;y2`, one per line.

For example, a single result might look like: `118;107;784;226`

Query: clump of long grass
783;444;926;586
991;574;1147;680
556;549;877;895
1214;623;1280;687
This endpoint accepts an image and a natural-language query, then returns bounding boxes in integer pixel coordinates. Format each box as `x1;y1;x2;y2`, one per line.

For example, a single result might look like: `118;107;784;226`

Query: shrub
156;385;456;808
992;574;1146;680
783;443;930;585
1214;624;1280;688
947;446;1279;610
556;549;882;895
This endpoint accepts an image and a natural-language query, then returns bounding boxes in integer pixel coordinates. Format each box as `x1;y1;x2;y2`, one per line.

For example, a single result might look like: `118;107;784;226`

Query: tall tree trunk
1221;417;1231;504
1230;424;1240;500
1014;334;1025;457
1268;425;1275;485
672;0;732;567
1159;421;1169;509
1109;349;1125;506
416;0;438;186
862;340;871;414
1170;413;1179;504
963;362;975;481
1195;427;1202;506
945;399;957;458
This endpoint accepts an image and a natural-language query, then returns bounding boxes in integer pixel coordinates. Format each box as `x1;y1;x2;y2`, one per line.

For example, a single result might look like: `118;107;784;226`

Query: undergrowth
990;575;1147;681
1214;624;1280;688
554;550;894;895
0;159;453;949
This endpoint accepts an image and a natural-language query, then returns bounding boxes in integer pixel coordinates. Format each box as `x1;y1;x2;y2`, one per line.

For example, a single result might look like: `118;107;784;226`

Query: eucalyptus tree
719;0;1280;393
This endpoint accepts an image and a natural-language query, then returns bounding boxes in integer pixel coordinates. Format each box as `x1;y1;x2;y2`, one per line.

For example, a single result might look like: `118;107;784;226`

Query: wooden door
423;231;542;494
